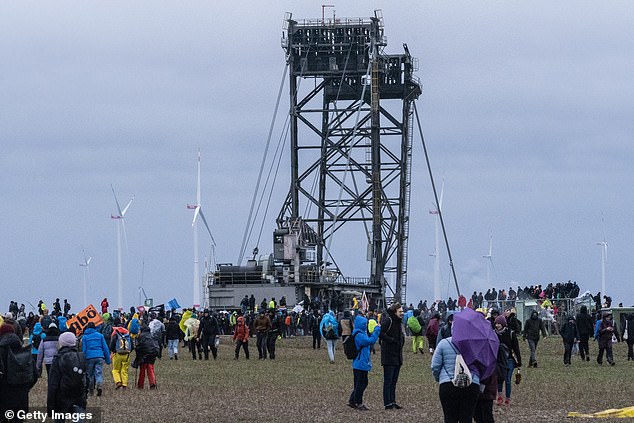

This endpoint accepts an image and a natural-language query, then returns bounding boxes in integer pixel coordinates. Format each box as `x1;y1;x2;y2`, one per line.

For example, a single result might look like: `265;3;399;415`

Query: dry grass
26;336;633;422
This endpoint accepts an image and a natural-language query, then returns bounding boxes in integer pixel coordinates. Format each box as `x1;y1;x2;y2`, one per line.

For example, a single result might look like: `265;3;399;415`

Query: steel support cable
238;64;289;264
413;102;461;297
255;117;291;249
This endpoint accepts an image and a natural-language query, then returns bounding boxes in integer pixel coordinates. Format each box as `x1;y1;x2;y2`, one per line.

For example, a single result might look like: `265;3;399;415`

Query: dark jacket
497;327;522;367
598;317;615;348
197;315;220;338
47;346;87;414
560;320;579;343
379;312;405;366
254;315;271;333
507;314;522;333
625;314;634;342
0;333;37;415
575;306;594;338
165;321;181;341
523;311;547;341
135;328;158;365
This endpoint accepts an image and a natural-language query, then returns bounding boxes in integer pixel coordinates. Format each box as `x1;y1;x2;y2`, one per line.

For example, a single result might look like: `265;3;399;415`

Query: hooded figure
523;310;547;367
47;331;87;415
575;305;594;361
347;315;381;409
1;324;38;417
597;312;616;365
233;316;250;360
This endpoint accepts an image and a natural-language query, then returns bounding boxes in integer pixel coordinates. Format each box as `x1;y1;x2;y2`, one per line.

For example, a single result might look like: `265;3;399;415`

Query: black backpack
5;345;36;386
58;351;87;398
32;334;43;351
343;333;359;360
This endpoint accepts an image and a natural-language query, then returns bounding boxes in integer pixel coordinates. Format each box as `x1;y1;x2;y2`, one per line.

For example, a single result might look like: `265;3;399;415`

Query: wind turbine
187;150;216;308
111;185;134;311
429;180;444;301
482;235;495;288
79;251;92;307
596;240;608;297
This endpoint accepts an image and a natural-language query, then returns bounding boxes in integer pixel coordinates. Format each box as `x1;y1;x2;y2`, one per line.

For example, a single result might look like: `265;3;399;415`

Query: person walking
347;314;381;411
431;336;481;423
560;316;579;367
267;311;282;359
101;298;109;314
81;322;111;397
320;311;339;364
311;311;322;350
254;310;271;360
380;303;405;410
523;310;547;367
47;332;87;417
165;317;181;360
494;315;522;409
597;312;616;366
575;305;594;362
0;323;38;421
426;313;441;354
110;323;133;389
408;309;425;354
197;310;219;361
233;316;250;360
37;323;60;376
148;314;165;359
134;326;159;389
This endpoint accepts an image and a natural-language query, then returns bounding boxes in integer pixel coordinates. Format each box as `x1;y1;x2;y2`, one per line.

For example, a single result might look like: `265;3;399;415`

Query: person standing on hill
311;311;322;350
575;305;594;362
101;298;109;314
380;303;405;410
165;317;181;360
523;310;547;367
407;309;425;354
347;314;381;411
197;310;219;361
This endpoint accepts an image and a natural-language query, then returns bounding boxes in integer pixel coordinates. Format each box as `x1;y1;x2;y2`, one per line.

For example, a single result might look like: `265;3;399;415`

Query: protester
320;311;339;364
597;312;616;366
254;310;271;360
184;313;202;360
624;313;633;361
29;322;45;362
197;309;219;361
407;309;425;354
47;332;87;417
37;323;60;376
110;322;133;389
267;311;281;359
101;298;109;314
560;316;579;367
81;322;111;397
233;316;250;360
165;317;181;360
431;336;481;423
575;305;594;362
494;315;522;409
380;303;405;410
311;311;322;350
523;310;547;367
0;323;38;421
426;313;441;353
347;314;381;411
134;326;159;389
148;314;165;359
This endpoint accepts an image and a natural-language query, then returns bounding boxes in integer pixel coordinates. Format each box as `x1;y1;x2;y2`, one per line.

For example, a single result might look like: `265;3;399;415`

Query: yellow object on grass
567;407;634;418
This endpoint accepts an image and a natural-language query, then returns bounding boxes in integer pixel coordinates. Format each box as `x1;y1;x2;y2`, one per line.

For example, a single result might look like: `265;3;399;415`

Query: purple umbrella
451;308;500;380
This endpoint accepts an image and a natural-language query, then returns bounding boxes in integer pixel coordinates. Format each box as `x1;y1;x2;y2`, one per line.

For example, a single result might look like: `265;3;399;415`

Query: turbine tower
79;251;92;307
482;235;494;288
596;240;607;297
187;151;216;308
111;186;134;311
429;181;444;301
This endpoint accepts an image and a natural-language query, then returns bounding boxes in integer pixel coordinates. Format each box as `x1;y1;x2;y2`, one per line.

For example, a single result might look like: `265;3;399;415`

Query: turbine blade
111;185;123;216
192;205;201;226
198;208;216;246
121;197;134;217
196;149;202;204
438;178;445;210
87;257;92;266
488;236;493;256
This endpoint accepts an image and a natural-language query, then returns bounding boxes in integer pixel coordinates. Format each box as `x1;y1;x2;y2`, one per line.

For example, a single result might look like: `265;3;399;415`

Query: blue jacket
81;327;112;364
352;316;381;371
30;322;46;355
319;312;339;339
431;337;480;386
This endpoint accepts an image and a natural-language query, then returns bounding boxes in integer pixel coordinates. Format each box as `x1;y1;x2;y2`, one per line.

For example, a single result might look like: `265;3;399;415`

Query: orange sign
66;304;104;334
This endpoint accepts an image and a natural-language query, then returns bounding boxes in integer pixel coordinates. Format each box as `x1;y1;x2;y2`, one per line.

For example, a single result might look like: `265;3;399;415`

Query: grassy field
27;335;633;422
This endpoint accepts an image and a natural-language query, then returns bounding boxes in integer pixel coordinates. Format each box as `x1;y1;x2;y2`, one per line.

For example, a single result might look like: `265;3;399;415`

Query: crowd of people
1;289;633;423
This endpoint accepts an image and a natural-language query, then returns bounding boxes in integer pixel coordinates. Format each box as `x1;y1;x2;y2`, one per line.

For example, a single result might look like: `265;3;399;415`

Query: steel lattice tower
278;11;421;304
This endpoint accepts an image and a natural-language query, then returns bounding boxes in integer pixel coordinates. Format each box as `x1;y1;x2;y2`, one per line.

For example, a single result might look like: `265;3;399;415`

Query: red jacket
233;317;249;342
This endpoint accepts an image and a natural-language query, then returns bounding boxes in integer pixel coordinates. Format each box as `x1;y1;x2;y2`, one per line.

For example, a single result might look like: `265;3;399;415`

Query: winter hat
4;312;14;320
494;315;507;328
58;331;77;347
48;322;58;329
0;323;15;336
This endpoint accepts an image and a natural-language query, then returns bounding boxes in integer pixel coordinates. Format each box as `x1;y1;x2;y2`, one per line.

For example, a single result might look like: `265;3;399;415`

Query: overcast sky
1;1;632;312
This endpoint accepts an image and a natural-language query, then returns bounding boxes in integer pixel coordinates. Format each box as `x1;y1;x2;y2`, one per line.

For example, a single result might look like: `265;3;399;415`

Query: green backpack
407;316;422;335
